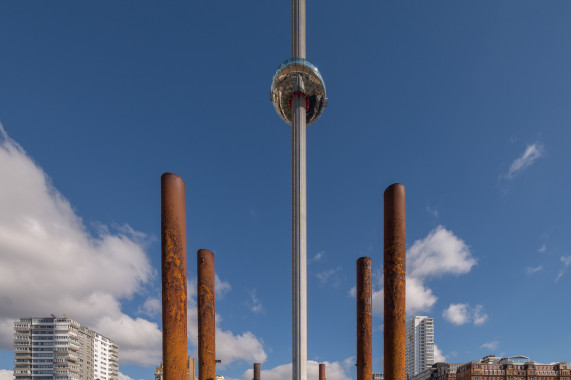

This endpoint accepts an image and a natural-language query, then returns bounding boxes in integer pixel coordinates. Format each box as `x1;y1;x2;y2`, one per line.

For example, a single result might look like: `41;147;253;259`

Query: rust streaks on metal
383;183;406;380
161;172;188;380
198;249;216;380
319;363;326;380
253;363;261;380
357;257;373;380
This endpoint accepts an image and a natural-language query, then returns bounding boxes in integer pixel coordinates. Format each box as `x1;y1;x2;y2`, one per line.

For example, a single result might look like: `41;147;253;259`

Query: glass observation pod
270;58;327;125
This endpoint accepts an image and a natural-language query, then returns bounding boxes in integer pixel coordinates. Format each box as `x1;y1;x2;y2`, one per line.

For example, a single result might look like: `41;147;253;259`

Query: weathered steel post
319;363;325;380
253;363;261;380
161;173;188;380
198;249;216;380
357;257;373;380
383;183;406;380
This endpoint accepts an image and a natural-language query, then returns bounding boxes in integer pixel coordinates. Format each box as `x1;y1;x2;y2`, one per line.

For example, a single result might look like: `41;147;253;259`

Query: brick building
456;356;570;380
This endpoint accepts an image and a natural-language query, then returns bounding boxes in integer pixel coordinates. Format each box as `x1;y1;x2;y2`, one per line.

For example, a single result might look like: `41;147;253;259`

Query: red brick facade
456;361;570;380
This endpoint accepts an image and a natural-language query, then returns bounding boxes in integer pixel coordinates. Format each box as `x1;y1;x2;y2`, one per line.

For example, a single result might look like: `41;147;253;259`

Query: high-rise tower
270;2;327;380
406;316;435;377
13;315;119;380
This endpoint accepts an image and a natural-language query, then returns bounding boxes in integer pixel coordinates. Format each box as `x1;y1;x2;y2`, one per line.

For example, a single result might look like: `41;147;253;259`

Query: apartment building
13;316;119;380
406;316;435;377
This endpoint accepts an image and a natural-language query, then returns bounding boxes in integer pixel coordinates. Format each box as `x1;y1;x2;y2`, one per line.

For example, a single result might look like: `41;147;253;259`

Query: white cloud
538;244;547;253
316;267;343;287
506;143;544;179
310;251;325;263
139;297;161;317
0;369;12;380
407;226;476;280
348;286;356;298
118;372;141;380
96;315;162;365
426;205;439;217
442;304;488;326
241;360;351;380
216;274;232;298
473;305;489;325
355;226;476;317
526;266;543;275
442;303;470;325
481;341;500;350
555;255;571;282
434;344;446;362
0;126;162;365
406;277;438;315
248;289;265;314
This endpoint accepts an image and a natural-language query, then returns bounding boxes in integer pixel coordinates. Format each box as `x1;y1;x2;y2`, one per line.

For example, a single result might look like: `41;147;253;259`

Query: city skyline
1;1;571;380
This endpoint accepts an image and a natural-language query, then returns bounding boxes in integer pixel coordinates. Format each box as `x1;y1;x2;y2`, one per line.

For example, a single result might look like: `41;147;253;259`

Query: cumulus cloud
0;125;162;365
434;344;446;362
0;369;12;380
355;226;476;317
481;341;500;350
241;360;351;380
505;143;544;179
407;226;476;280
442;304;487;326
442;303;470;325
405;277;438;315
139;297;161;317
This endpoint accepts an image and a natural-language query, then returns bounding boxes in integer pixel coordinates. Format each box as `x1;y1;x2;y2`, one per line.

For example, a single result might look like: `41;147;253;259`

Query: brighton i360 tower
270;1;327;380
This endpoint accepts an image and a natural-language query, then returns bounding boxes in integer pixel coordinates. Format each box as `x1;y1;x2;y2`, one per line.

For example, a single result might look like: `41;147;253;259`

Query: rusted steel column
319;363;325;380
198;249;216;380
161;173;188;380
357;257;373;380
383;183;406;380
253;363;261;380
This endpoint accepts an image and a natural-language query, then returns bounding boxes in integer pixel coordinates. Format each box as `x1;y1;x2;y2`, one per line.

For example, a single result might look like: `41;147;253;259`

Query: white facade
406;316;435;378
94;333;118;380
13;316;118;380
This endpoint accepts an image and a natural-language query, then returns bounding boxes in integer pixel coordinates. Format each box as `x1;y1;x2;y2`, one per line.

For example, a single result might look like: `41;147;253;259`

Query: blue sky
1;1;571;380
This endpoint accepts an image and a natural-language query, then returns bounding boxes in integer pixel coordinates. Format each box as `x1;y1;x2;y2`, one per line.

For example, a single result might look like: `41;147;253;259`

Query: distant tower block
270;58;327;125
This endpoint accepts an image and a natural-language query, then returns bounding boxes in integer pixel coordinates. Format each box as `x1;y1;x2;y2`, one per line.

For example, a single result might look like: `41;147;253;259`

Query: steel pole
383;184;406;380
253;363;261;380
292;1;307;380
198;249;216;380
161;173;188;380
319;364;326;380
292;0;306;59
357;257;373;380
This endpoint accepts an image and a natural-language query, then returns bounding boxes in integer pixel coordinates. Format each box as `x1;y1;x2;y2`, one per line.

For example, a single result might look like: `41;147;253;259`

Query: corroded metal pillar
161;173;188;380
319;363;325;380
253;363;261;380
357;257;373;380
198;249;216;380
383;184;406;380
